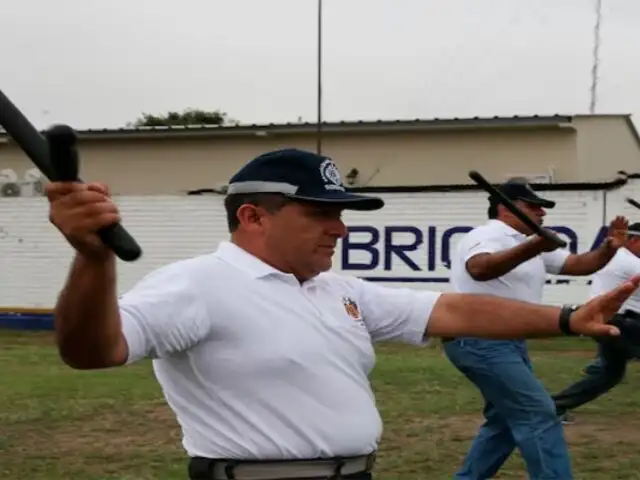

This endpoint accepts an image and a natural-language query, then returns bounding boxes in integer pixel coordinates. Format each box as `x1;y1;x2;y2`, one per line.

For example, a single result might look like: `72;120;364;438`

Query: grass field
3;331;640;480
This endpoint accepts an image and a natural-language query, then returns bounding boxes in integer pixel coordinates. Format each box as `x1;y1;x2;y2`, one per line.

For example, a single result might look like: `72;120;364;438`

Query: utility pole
316;0;323;154
589;0;603;114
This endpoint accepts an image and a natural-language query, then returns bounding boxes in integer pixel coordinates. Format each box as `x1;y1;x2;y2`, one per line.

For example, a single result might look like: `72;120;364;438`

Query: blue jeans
443;338;573;480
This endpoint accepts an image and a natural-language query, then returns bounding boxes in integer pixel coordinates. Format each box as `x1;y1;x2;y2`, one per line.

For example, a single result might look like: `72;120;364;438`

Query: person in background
553;222;640;423
443;177;628;480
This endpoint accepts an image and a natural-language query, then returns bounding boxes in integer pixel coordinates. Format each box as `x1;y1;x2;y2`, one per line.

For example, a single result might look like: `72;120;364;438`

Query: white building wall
2;180;640;310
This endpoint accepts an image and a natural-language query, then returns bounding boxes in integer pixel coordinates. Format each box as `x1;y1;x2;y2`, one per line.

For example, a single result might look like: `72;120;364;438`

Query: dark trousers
552;311;640;413
552;337;632;414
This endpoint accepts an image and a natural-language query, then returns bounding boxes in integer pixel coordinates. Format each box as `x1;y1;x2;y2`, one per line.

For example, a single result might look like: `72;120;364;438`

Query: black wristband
559;304;580;336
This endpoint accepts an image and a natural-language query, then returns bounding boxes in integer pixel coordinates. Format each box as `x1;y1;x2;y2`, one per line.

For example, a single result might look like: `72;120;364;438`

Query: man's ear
236;204;263;231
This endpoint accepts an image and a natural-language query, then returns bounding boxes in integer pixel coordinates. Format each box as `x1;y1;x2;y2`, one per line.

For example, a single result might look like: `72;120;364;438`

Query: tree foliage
128;108;239;127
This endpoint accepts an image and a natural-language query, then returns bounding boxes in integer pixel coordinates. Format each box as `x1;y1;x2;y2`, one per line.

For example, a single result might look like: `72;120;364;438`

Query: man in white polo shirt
443;177;629;480
552;223;640;421
45;153;636;480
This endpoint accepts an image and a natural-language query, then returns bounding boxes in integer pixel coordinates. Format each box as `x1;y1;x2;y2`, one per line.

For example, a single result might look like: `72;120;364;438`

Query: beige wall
0;126;579;195
322;128;577;187
573;116;640;181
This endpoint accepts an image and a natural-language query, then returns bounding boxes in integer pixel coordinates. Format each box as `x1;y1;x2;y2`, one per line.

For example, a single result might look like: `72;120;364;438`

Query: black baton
468;170;567;248
0;88;143;262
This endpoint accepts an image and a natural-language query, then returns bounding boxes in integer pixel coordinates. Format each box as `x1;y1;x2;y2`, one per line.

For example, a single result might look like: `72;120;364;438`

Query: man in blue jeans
444;177;628;479
553;225;640;422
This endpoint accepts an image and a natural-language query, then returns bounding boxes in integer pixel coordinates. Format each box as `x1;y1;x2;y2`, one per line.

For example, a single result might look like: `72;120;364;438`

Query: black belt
188;453;376;480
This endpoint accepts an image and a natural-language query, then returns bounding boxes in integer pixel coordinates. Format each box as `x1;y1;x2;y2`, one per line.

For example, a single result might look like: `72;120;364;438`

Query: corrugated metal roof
0;113;576;137
0;113;633;140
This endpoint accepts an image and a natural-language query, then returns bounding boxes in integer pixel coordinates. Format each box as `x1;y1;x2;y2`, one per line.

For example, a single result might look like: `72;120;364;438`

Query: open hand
603;215;629;249
570;275;640;336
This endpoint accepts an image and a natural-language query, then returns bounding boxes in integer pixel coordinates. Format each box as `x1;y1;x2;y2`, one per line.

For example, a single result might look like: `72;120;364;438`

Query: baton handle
45;125;143;262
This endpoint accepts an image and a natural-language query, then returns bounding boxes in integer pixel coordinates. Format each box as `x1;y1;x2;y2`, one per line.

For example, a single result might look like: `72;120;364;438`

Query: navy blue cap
226;148;384;211
492;177;556;209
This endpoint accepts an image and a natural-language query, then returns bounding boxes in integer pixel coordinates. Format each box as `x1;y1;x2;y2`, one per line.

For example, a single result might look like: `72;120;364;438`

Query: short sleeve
461;232;504;263
353;278;442;345
541;249;571;275
119;264;211;365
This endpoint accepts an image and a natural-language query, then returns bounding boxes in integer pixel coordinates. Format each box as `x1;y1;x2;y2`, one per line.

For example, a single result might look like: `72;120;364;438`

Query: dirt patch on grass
376;412;640;478
380;414;640;444
544;349;596;358
384;412;640;446
563;416;640;444
6;402;182;456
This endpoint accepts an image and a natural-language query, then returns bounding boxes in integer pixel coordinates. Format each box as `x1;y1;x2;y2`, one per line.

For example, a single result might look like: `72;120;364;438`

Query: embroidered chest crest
342;295;363;323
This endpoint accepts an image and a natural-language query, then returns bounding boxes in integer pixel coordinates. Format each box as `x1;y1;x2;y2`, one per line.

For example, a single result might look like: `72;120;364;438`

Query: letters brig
341;225;609;272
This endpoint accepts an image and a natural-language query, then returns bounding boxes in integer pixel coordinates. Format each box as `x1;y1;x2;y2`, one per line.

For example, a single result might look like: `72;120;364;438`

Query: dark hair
224;193;291;232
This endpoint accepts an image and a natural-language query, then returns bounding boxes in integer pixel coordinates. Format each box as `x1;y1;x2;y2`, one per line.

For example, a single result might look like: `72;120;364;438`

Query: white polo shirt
118;241;441;460
589;247;640;313
450;219;571;303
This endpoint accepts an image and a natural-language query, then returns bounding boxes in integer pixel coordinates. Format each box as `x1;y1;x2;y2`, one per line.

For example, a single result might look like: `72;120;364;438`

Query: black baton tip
468;170;487;185
45;124;77;146
44;123;80;182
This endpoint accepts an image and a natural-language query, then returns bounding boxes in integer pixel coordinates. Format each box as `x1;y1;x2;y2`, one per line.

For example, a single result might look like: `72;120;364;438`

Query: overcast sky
1;0;638;130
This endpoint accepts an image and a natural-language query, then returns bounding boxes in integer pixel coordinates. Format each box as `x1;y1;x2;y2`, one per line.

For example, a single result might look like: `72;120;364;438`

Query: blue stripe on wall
0;312;54;330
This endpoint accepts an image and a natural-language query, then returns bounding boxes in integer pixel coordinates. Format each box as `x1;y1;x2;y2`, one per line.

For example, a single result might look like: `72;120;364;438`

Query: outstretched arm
426;294;567;339
354;274;639;345
426;277;639;339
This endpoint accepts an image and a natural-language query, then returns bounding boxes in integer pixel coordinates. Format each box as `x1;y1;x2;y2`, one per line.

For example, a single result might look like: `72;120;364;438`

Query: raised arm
46;181;127;368
557;216;627;276
54;252;127;369
47;181;211;370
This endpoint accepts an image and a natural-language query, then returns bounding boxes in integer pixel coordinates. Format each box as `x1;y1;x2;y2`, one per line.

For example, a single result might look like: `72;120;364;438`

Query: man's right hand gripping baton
0;88;143;262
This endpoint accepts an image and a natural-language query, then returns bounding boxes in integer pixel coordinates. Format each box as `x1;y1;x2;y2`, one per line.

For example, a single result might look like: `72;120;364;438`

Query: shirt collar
486;219;526;238
214;241;316;284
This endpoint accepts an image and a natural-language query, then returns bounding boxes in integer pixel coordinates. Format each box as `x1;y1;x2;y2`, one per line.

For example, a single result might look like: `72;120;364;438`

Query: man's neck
230;236;311;283
496;217;527;235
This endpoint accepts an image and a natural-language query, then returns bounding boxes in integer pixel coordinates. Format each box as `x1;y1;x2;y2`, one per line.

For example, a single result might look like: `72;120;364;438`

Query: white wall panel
1;180;638;310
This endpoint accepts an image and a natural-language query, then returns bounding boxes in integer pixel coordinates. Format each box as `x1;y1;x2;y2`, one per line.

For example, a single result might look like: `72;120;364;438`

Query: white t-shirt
118;241;441;460
450;219;571;303
589;247;640;313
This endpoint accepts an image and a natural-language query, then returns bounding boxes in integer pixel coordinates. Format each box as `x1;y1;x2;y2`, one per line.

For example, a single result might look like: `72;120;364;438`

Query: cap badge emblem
319;158;345;191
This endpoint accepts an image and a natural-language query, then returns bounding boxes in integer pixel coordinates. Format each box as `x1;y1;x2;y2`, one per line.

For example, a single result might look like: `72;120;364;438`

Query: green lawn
2;331;640;479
